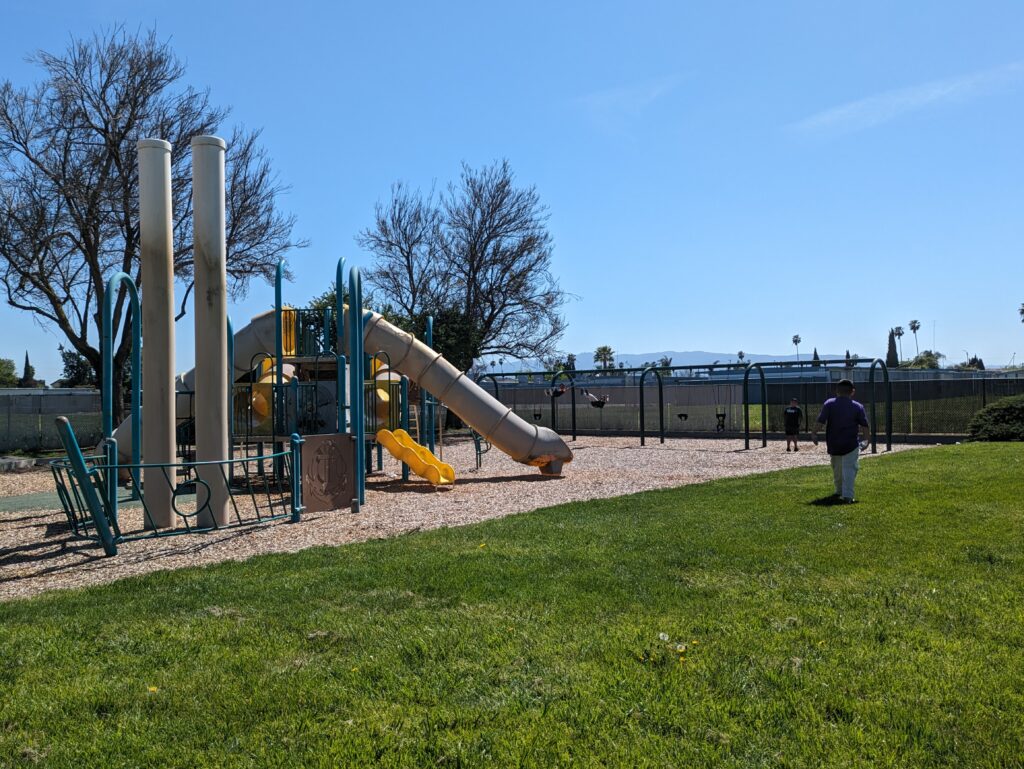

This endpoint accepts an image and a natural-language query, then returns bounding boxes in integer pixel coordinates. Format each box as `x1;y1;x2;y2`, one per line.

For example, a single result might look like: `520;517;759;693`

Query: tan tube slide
360;311;573;475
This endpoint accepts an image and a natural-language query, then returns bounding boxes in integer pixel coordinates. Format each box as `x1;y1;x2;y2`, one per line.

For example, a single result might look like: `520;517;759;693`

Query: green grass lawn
2;445;1023;767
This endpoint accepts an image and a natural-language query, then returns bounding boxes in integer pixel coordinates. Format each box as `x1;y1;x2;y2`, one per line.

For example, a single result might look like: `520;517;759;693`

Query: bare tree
0;28;306;422
438;160;565;361
360;160;566;368
359;182;441;318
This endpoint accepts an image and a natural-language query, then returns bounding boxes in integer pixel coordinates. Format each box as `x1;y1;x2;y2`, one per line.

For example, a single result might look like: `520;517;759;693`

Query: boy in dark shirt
783;397;803;452
811;379;870;503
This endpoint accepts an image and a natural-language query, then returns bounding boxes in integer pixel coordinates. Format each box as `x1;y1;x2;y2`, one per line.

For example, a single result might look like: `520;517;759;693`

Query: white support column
137;138;176;528
191;135;230;527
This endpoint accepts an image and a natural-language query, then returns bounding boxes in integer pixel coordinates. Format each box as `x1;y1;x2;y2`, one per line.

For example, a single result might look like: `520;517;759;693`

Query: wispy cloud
575;75;682;134
791;61;1024;136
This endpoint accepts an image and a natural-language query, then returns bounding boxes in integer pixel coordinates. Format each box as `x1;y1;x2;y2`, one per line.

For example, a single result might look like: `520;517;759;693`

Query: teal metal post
335;258;347;434
274;260;285;475
400;376;410;481
549;371;577;440
639;367;665;446
227;316;234;483
742;363;768;449
102;272;142;513
290;378;299;435
290;433;304;522
425;315;435;454
867;359;893;453
348;267;365;506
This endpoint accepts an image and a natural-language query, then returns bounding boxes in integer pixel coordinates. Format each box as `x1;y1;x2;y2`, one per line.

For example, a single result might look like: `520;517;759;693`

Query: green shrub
968;394;1024;441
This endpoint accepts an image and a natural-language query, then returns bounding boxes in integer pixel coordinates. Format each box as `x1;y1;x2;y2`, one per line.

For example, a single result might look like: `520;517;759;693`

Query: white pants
830;448;860;499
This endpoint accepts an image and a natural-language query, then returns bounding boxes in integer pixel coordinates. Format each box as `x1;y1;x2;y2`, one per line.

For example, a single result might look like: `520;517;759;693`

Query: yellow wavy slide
376;428;455;486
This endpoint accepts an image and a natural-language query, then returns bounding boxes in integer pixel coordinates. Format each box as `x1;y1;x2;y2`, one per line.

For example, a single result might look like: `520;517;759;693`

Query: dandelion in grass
658;632;669;642
479;543;487;549
675;643;687;653
147;686;159;693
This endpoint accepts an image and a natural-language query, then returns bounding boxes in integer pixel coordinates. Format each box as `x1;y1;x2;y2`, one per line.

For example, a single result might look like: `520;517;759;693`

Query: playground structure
50;135;573;557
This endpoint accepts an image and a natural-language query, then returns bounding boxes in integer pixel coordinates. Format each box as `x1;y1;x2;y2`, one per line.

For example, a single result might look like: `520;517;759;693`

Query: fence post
290;433;304;522
743;364;752;449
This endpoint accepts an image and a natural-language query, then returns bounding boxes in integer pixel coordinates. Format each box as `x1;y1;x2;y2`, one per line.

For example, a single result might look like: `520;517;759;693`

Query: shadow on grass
809;495;842;506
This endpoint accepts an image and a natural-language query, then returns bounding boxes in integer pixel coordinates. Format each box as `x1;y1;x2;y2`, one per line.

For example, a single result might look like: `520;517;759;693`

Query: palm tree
1019;303;1024;324
893;326;905;362
909;319;921;356
792;334;801;361
593;345;615;370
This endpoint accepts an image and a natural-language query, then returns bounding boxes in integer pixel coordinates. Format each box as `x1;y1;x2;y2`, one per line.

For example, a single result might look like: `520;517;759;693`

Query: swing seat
676;413;688;421
589;401;606;409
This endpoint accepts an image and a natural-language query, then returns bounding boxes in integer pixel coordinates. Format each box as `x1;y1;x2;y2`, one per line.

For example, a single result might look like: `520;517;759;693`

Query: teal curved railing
52;416;303;557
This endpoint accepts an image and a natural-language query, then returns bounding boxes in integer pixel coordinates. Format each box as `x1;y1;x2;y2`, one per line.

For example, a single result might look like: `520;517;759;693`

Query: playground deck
0;436;929;602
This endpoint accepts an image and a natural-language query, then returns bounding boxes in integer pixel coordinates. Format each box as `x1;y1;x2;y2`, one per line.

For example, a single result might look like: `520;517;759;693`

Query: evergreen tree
0;358;16;388
811;348;821;368
886;330;899;368
845;349;852;367
906;350;944;369
59;346;96;387
17;351;36;388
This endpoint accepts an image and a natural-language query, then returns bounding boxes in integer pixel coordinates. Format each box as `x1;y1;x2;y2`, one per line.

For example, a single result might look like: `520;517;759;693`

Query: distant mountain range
574;350;849;369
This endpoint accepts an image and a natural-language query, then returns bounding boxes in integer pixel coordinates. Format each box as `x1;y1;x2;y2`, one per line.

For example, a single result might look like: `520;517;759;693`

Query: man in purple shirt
811;379;870;503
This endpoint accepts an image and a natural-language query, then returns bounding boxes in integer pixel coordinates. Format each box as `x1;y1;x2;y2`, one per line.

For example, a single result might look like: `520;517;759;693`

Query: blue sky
2;1;1022;381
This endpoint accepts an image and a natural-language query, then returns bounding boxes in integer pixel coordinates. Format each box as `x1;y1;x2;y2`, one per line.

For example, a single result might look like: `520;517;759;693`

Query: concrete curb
0;456;56;472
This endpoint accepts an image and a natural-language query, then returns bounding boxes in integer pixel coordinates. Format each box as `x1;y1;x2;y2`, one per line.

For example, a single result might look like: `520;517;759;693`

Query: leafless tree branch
0;27;307;421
